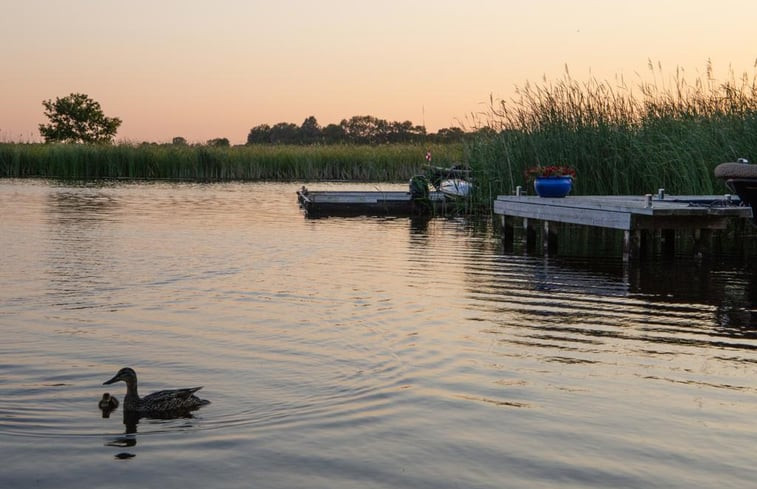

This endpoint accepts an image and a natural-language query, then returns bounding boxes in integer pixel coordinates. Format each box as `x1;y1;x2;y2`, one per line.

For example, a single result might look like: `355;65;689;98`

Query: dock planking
493;193;752;261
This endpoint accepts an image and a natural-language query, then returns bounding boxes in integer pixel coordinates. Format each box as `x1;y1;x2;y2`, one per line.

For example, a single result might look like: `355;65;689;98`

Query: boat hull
439;179;473;198
296;189;454;218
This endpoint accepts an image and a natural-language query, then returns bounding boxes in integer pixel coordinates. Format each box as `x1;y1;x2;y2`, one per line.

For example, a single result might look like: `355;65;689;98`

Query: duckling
98;392;119;411
103;367;210;414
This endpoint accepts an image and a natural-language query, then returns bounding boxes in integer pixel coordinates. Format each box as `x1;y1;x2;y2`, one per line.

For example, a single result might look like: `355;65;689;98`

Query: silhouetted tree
341;115;391;144
245;115;468;145
247;124;272;144
207;137;230;147
322;123;346;144
269;122;299;144
387;120;426;143
432;127;466;143
172;136;188;145
39;93;122;143
300;116;322;144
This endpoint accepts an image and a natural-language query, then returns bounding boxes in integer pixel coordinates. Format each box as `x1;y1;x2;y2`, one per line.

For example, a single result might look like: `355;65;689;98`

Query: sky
1;0;756;144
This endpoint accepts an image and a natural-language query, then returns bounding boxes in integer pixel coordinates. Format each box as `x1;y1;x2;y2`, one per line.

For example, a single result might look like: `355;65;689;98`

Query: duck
103;367;210;414
98;392;119;411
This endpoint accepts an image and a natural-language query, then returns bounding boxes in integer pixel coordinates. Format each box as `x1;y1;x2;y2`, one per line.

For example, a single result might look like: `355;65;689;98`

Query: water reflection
4;181;757;489
103;404;202;459
44;187;124;315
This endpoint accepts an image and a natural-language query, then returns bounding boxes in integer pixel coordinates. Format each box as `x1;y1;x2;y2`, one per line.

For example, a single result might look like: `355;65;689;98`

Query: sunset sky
1;0;756;144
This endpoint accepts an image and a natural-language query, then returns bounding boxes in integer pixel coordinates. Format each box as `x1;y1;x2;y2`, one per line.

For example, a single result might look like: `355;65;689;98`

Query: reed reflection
44;188;123;312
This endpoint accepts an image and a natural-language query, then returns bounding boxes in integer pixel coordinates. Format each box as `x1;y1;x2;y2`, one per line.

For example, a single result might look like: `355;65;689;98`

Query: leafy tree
172;136;188;145
433;127;466;143
341;115;389;144
300;116;322;144
245;114;470;145
207;137;230;147
247;124;272;144
322;123;346;144
269;122;299;144
39;93;122;143
388;120;426;143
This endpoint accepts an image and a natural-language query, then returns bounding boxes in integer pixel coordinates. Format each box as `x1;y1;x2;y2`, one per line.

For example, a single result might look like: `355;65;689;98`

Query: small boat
439;178;473;198
296;164;475;218
423;164;474;199
297;186;449;218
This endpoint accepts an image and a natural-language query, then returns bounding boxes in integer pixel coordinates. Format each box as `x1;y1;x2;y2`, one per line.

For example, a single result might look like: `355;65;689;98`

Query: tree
322;123;346;144
300;116;322;144
39;93;122;143
207;137;230;147
172;136;188;145
341;115;389;144
269;122;299;144
433;127;466;143
247;124;272;144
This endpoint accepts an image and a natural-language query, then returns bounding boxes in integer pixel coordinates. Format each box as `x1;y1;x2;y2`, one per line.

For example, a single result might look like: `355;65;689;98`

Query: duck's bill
103;374;120;385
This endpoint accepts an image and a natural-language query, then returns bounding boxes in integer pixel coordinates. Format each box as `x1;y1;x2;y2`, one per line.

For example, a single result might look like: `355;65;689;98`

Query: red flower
524;165;576;182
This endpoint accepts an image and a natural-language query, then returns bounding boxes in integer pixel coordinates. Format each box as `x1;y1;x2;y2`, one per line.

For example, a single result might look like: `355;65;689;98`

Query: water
2;179;757;489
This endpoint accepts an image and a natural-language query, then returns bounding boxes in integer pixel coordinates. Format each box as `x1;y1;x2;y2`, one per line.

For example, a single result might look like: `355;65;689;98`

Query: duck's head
103;367;137;385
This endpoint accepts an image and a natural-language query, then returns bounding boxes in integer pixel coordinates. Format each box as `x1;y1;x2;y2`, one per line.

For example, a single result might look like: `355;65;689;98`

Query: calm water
2;180;757;489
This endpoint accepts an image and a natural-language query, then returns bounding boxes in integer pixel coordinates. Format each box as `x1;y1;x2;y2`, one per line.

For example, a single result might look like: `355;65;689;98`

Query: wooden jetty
296;187;471;218
493;193;752;261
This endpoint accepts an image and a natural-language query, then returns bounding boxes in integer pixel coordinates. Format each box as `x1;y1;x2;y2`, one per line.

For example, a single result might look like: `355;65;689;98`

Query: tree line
246;115;475;145
34;93;481;146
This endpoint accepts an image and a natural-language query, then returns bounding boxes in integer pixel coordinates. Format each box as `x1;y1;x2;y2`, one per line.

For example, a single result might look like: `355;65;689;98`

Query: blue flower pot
534;176;573;198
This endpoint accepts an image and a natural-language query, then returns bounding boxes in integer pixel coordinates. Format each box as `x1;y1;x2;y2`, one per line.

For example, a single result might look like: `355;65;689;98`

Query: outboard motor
409;175;430;200
714;158;757;223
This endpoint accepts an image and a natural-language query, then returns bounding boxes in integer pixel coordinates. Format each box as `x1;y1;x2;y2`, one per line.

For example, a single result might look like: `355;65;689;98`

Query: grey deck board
493;194;751;230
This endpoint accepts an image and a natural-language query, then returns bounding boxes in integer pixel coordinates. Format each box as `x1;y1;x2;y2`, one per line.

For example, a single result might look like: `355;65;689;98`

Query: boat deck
296;187;471;217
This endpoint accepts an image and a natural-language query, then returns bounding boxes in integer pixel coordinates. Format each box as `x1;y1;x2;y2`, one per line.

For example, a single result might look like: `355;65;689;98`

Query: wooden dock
493;193;752;261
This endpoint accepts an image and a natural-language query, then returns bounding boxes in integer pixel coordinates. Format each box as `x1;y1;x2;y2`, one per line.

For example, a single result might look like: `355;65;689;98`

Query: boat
439;178;473;198
714;158;757;223
423;164;474;198
296;164;475;218
296;186;450;218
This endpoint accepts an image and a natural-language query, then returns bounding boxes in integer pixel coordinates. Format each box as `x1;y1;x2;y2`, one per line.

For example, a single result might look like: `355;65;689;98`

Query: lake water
2;179;757;489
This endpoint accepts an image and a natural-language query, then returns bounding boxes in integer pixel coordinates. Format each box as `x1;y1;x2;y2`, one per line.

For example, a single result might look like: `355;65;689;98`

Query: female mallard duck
98;392;119;411
103;367;210;414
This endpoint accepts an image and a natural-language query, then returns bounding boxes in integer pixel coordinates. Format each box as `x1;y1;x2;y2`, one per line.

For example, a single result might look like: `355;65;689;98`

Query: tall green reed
467;62;757;199
0;143;463;182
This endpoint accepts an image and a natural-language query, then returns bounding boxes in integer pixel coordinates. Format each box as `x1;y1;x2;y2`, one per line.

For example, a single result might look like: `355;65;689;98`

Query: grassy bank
467;64;757;200
0;142;464;182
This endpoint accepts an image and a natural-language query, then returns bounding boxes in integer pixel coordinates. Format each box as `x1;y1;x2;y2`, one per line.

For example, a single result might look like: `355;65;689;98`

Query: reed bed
0;142;463;182
467;63;757;201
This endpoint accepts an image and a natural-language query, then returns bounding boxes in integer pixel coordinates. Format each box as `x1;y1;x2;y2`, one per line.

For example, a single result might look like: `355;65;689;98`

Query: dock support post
524;218;537;252
662;229;675;256
693;228;712;257
622;230;642;262
543;221;558;255
501;215;514;251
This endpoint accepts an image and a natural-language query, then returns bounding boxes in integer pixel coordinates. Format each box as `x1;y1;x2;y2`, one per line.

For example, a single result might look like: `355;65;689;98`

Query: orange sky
1;0;756;144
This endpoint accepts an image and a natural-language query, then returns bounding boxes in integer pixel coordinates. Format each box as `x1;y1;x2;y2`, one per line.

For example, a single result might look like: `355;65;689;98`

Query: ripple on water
3;181;757;489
